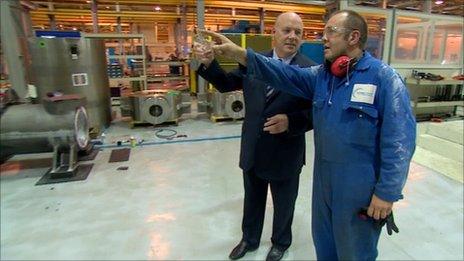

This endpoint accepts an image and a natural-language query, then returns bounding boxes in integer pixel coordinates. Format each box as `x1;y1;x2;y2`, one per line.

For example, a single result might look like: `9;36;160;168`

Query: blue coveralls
245;50;416;260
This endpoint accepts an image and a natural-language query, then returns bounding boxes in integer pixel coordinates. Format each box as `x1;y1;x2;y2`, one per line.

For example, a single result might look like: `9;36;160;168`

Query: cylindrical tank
28;37;111;131
0;104;89;158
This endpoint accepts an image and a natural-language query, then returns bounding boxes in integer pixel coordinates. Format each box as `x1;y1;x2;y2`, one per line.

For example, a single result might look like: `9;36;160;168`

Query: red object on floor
431;118;444;123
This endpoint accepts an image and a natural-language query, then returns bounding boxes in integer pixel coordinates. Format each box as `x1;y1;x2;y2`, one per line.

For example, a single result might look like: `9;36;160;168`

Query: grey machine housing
0;36;110;178
121;90;191;125
28;37;112;132
197;90;245;120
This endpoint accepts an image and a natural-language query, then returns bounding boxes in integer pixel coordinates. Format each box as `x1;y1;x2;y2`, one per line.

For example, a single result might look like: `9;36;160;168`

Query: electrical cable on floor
155;128;177;139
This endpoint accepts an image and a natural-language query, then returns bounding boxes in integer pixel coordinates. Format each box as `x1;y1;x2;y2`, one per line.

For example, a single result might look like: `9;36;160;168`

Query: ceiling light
154;6;161;11
435;0;444;4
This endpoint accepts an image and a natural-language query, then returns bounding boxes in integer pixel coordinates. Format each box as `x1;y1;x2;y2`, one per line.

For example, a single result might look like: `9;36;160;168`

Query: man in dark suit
195;12;316;261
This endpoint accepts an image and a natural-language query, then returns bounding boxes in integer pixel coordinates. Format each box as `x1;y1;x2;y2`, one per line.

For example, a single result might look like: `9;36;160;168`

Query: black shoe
228;240;258;260
265;246;286;261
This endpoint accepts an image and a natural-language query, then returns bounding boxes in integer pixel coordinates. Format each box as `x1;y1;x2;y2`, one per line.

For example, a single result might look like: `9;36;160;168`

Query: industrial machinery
0;95;91;178
197;33;271;121
28;35;111;132
0;2;97;181
207;91;245;120
121;89;191;125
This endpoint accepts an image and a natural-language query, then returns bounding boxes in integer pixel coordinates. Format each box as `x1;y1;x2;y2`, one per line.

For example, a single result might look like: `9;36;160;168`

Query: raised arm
245;49;317;100
200;30;318;100
193;33;244;92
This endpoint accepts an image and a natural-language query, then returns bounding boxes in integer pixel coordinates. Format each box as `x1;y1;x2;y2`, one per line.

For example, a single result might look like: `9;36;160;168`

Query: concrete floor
1;115;463;260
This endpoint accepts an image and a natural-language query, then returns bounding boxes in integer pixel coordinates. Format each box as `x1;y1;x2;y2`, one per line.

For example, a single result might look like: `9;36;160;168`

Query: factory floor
1;113;463;260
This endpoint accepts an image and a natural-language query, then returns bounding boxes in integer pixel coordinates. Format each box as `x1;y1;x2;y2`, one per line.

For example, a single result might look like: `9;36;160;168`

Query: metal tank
0;104;89;156
0;96;90;176
29;37;111;132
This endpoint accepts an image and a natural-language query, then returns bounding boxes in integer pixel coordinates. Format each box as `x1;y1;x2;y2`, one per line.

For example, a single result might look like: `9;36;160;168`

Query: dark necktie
266;58;283;100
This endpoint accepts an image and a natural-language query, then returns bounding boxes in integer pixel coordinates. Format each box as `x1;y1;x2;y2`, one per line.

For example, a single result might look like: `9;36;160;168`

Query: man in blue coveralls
199;9;416;261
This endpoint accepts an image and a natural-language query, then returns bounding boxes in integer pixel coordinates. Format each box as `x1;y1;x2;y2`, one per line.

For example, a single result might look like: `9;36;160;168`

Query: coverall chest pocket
342;103;379;147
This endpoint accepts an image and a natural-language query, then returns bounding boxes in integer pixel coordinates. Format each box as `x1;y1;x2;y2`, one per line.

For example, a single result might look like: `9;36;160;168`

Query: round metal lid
74;106;90;150
225;92;245;119
142;95;171;125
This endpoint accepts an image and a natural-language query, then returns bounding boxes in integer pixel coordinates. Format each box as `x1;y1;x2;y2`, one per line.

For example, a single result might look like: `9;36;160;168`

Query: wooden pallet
129;119;179;128
210;115;244;123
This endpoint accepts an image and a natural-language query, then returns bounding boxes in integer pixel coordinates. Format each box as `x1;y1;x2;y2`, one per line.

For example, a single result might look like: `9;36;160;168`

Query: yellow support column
190;66;197;93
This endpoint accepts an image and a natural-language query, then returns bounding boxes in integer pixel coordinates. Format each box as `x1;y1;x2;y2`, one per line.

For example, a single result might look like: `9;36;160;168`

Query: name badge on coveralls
351;84;377;104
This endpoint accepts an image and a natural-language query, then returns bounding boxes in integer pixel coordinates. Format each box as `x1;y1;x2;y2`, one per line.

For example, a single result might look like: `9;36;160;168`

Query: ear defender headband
330;55;357;78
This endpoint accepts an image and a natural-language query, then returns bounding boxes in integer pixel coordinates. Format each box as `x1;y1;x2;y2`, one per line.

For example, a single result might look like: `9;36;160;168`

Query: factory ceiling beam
30;18;325;30
387;0;421;9
29;0;327;34
30;8;325;24
32;9;185;19
205;0;325;13
20;0;38;9
30;15;324;24
31;0;325;14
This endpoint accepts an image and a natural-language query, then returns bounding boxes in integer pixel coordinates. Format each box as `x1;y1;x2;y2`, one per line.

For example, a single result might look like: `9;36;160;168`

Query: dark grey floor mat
35;163;93;185
108;148;131;163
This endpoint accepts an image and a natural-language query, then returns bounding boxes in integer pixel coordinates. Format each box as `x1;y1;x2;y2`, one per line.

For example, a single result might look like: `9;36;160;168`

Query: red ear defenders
330;55;357;78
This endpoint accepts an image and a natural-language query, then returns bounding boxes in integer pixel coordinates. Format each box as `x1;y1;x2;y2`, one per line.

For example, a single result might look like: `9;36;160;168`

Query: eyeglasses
323;26;356;37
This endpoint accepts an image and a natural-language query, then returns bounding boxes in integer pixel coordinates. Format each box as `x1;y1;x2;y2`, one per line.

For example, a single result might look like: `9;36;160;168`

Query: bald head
273;12;303;58
275;12;303;28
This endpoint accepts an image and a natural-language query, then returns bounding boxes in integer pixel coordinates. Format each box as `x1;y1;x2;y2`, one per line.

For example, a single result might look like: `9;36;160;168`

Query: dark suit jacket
198;51;315;180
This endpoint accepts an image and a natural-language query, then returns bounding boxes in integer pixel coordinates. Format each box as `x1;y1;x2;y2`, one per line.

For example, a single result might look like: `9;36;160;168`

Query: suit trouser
241;169;300;250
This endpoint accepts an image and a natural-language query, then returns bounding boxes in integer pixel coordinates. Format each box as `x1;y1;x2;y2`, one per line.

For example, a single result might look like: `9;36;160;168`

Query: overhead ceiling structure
27;0;327;34
354;0;464;16
26;0;463;35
